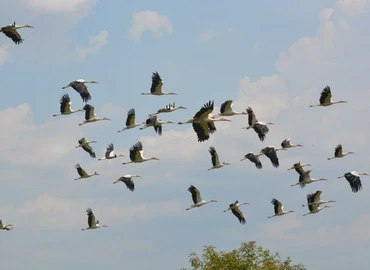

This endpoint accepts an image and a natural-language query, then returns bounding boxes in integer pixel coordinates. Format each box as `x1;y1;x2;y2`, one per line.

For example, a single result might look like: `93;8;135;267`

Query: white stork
223;200;249;224
82;208;108;231
186;185;217;210
149;102;187;116
309;86;347;107
268;198;295;218
243;107;274;142
0;219;13;231
301;191;336;207
74;163;99;180
0;22;34;44
214;100;247;118
141;72;177;95
291;170;327;188
122;141;159;165
76;138;96;158
98;143;125;160
62;79;98;103
303;202;331;216
338;171;369;193
118;108;145;132
328;144;354;160
208;146;230;170
140;115;174;136
260;146;285;168
113;174;141;192
53;93;83;117
287;162;312;176
281;138;303;149
178;101;231;142
240;152;263;169
79;104;110;126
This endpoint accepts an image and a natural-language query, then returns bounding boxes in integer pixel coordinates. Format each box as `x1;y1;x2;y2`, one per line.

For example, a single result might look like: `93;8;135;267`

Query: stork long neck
15;25;28;29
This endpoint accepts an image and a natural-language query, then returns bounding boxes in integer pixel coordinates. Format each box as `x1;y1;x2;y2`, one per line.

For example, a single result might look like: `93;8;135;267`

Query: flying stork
223;200;249;224
338;171;369;193
240;152;263;169
113;174;141;192
214;100;247;118
118;108;145;132
140;115;174;136
309;86;347;107
268;198;295;218
62;79;98;103
53;93;83;117
79;104;110;126
0;219;13;231
98;143;125;160
0;22;34;44
74;163;99;180
243;107;274;142
82;208;108;231
178;101;231;142
281;138;303;149
208;146;230;170
141;72;177;95
122;141;159;165
328;144;354;160
186;185;217;210
260;146;285;168
149;102;187;116
76;138;96;158
301;191;336;207
290;170;327;188
303;201;331;216
287;162;312;175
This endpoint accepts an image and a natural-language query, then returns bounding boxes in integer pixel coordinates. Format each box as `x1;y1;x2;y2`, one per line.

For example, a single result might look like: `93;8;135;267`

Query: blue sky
1;0;370;269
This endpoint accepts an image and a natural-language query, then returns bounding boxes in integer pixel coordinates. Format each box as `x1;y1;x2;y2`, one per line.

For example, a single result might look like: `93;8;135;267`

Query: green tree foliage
182;241;306;270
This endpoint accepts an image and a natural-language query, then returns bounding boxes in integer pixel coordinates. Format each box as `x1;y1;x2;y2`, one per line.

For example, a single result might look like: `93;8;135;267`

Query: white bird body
74;163;99;180
186;185;217;210
149;102;187;116
338;171;368;193
291;170;327;188
122;141;159;165
82;208;108;231
76;138;96;158
118;108;145;132
223;200;249;224
140;115;174;135
281;138;303;149
79;104;110;126
301;191;336;207
208;146;230;170
0;219;13;231
62;79;98;103
287;162;312;176
268;198;295;218
303;203;331;216
309;86;347;107
328;144;354;160
113;174;141;191
53;93;83;117
214;100;247;118
243;107;273;141
141;72;177;95
98;143;125;160
0;22;34;44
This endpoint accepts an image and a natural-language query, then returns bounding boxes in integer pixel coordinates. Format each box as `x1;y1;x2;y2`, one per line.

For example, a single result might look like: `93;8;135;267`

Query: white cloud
128;11;173;40
23;0;98;13
320;8;334;21
335;0;370;15
0;44;10;68
74;30;109;60
200;29;217;42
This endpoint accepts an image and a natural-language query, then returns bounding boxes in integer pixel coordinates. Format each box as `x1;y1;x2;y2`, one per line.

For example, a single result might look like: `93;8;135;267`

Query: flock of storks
0;22;367;231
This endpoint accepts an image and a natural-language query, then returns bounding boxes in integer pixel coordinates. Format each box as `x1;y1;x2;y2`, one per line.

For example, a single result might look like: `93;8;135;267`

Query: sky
1;0;370;269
